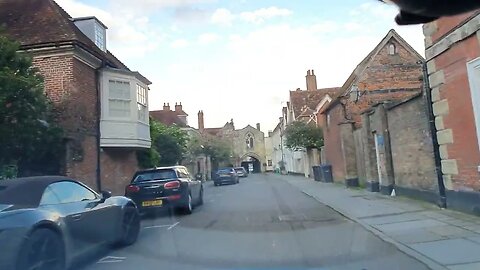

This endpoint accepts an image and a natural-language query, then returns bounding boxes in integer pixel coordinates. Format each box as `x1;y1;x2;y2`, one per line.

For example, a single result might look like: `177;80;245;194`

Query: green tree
137;118;189;168
284;121;324;150
0;34;63;177
186;134;233;164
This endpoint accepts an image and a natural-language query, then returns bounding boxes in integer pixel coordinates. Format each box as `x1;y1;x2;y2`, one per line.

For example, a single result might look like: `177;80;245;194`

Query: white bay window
100;68;151;149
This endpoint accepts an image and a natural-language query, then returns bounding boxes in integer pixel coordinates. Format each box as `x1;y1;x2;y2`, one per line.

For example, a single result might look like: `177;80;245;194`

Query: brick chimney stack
198;110;204;132
163;103;170;111
306;69;317;91
256;123;261;131
175;102;183;112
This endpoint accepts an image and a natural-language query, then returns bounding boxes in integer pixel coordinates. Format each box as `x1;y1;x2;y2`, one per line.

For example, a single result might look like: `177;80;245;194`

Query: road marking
142;224;171;230
168;221;180;230
97;256;126;264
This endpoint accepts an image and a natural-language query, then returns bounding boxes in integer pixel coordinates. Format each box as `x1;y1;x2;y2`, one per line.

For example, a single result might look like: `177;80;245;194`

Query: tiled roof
204;128;222;136
289;87;341;119
150;110;187;127
0;0;128;70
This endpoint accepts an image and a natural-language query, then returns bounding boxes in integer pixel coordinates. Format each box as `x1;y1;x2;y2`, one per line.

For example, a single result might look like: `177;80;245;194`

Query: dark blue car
214;168;239;186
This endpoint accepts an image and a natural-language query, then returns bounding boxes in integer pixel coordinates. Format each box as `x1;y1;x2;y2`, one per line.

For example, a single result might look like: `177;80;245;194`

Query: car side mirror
100;190;112;202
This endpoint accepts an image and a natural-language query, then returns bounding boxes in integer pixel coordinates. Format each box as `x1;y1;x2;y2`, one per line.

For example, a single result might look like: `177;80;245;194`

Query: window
268;160;273;166
467;58;480;152
94;24;105;51
327;114;331;127
246;133;254;149
137;84;147;122
133;169;177;182
388;44;396;55
41;181;97;204
177;168;190;179
109;80;131;118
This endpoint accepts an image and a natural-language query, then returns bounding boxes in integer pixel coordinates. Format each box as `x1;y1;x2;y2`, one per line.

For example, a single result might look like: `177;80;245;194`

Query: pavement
78;174;431;270
277;174;480;270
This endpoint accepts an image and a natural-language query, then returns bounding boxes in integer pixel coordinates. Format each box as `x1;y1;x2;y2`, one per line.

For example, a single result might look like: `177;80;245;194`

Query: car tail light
126;185;140;193
168;194;182;200
164;181;180;189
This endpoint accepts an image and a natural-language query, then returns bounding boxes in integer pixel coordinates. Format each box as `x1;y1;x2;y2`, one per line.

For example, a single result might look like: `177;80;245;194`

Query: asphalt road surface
78;174;429;270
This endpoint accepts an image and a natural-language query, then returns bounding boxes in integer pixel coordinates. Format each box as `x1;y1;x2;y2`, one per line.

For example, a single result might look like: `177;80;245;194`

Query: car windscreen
234;168;245;172
133;169;178;182
217;169;233;174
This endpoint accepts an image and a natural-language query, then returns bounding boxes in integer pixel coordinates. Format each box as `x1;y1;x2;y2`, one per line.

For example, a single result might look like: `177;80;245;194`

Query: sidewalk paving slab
273;174;480;270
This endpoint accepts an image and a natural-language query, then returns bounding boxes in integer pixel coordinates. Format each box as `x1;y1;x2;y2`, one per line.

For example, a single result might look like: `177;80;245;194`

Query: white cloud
211;6;292;26
198;33;220;45
55;0;163;61
171;39;189;48
211;8;234;26
239;7;292;24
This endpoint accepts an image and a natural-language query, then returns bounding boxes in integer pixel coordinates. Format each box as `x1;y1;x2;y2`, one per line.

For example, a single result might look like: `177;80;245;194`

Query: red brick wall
358;39;423;92
433;34;480;190
323;104;346;182
101;149;138;195
430;12;478;44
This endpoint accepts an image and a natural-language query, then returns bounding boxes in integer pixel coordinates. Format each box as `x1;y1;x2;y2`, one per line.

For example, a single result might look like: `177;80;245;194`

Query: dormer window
73;16;108;52
94;24;106;51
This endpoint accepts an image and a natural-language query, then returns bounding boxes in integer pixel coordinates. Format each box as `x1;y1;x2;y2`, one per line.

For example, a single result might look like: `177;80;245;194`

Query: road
79;174;430;270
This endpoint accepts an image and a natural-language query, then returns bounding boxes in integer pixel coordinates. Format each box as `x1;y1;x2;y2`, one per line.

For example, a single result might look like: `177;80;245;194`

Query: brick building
0;0;152;194
150;103;188;127
319;29;424;188
424;12;480;214
282;71;340;176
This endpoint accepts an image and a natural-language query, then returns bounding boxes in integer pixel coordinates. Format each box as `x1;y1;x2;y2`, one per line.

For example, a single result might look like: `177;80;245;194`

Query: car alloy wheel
17;228;65;270
118;206;140;246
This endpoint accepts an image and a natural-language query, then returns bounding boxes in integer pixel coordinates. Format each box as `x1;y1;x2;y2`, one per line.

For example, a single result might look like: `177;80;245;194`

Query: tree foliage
186;134;233;164
137;118;189;168
284;121;324;150
0;34;63;176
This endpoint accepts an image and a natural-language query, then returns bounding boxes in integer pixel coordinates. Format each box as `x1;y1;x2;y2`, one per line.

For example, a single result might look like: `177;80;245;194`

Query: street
79;174;429;270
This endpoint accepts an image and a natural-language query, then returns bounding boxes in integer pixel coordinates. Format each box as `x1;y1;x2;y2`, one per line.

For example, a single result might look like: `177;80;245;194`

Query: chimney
268;131;273;137
198;110;204;132
306;69;317;91
175;102;183;112
256;123;261;131
163;103;170;111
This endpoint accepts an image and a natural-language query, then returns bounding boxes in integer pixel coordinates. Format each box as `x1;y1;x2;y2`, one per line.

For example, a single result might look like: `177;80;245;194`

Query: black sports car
125;166;204;215
0;176;140;270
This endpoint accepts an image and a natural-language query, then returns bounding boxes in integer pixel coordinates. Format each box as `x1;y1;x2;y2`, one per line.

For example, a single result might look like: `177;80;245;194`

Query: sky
56;0;425;133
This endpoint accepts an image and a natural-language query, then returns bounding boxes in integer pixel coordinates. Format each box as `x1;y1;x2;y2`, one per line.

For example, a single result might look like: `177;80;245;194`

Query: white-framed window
95;24;105;51
467;57;480;153
136;84;148;122
108;80;131;118
388;44;396;55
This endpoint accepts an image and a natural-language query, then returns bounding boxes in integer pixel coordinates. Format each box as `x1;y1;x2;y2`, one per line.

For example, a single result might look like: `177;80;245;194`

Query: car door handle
71;214;83;221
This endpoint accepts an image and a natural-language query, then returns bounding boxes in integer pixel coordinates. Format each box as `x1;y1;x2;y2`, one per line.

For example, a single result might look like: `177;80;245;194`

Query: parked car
125;166;203;215
214;168;239;186
0;176;140;270
234;167;248;178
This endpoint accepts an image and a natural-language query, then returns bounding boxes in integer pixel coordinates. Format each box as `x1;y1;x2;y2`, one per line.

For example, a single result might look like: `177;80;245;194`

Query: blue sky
56;0;424;132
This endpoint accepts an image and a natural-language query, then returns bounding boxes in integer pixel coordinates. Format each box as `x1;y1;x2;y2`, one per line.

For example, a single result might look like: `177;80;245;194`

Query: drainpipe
420;60;447;208
95;61;105;192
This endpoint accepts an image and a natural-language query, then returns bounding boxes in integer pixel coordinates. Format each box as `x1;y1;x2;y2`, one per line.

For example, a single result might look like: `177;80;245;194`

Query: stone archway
240;152;263;173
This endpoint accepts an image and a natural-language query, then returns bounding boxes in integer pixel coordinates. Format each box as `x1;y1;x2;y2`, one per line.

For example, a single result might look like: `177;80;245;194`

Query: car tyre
182;193;193;215
16;228;65;270
116;206;140;247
